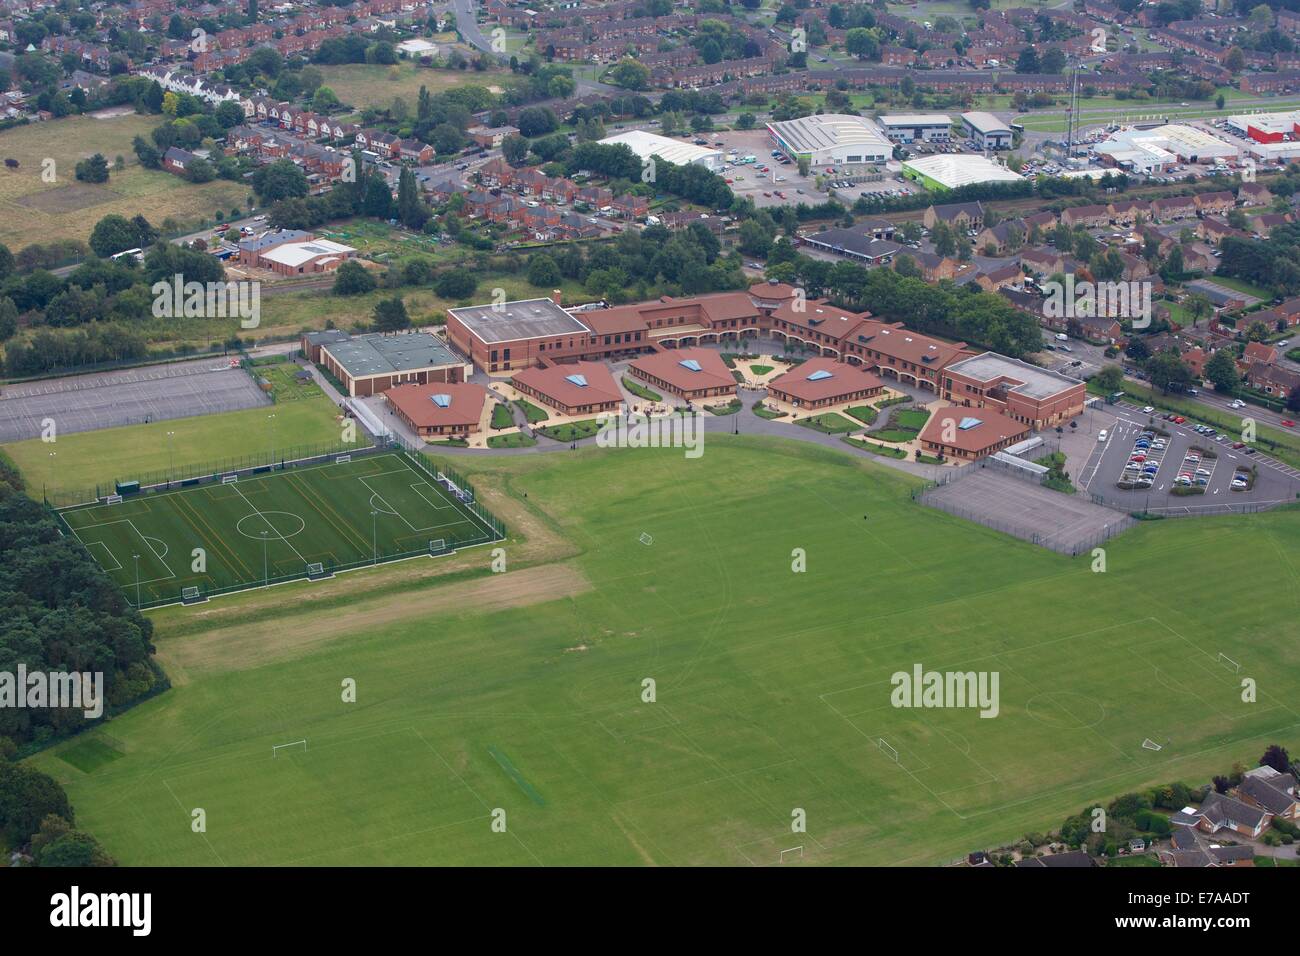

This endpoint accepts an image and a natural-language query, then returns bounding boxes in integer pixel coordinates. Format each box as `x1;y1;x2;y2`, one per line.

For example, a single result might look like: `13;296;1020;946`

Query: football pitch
57;451;500;606
30;438;1300;865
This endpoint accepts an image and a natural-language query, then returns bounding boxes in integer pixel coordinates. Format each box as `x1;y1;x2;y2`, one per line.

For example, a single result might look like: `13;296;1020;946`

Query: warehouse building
901;154;1023;191
960;112;1013;150
766;114;893;169
877;114;952;144
1096;124;1237;164
598;129;724;172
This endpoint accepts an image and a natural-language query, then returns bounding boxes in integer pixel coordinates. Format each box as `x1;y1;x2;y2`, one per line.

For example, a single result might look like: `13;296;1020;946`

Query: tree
1183;292;1213;329
88;214;142;258
1260;744;1291;774
501;134;529;166
1287;384;1300;413
252;160;308;202
845;28;878;61
527;254;561;287
1203;349;1239;394
372;296;410;333
609;58;651;91
1094;364;1125;393
434;268;478;300
0;761;73;847
332;260;377;296
1145;349;1194;395
74;154;110;184
1015;46;1040;74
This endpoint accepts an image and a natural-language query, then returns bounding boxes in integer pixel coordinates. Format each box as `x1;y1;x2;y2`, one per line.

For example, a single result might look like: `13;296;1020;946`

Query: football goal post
306;562;331;580
181;586;205;605
1217;652;1240;673
334;454;352;464
877;738;899;763
1141;738;1163;752
429;538;446;555
105;494;124;505
272;739;307;757
779;846;804;864
221;474;239;484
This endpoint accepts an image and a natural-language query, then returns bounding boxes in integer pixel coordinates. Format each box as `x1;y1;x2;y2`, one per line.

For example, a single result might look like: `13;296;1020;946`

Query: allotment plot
58;451;499;606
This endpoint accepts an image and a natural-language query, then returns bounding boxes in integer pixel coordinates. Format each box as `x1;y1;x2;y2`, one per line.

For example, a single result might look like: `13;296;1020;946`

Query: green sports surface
57;451;497;606
29;437;1300;865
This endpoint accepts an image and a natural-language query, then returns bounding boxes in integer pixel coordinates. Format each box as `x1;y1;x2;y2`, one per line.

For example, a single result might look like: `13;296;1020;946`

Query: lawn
749;364;774;376
537;419;601;442
2;391;353;500
30;436;1300;865
57;450;498;606
513;398;550;423
622;376;662;402
491;404;514;429
487;432;537;448
0;112;249;250
794;412;859;433
315;62;514;112
846;405;878;425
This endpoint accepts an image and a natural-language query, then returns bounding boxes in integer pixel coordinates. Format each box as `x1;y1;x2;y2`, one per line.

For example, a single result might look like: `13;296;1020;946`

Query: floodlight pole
261;530;268;588
268;413;277;468
133;553;140;607
371;510;378;564
166;430;176;486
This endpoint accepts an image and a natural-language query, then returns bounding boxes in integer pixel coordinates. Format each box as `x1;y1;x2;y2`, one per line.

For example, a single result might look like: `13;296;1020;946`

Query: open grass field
0;112;249;249
2;391;353;499
26;436;1300;865
58;450;498;606
317;62;514;111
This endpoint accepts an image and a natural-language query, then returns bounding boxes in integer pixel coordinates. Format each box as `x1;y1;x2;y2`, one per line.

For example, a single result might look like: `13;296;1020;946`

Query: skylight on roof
565;374;588;387
679;359;702;372
958;416;982;430
807;369;833;381
431;394;451;408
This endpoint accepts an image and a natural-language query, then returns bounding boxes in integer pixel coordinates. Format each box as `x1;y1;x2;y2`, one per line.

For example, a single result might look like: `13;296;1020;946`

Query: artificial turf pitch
58;451;495;605
29;438;1300;865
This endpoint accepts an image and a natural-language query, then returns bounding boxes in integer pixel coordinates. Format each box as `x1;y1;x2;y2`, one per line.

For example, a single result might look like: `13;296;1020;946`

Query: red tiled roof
386;382;490;429
629;347;735;393
768;358;883;403
919;404;1028;453
511;361;622;408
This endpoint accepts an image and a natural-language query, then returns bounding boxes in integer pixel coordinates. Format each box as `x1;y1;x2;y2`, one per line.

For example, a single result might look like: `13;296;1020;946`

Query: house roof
511;360;621;409
919;403;1029;453
629;347;735;393
768;357;883;402
386;381;490;429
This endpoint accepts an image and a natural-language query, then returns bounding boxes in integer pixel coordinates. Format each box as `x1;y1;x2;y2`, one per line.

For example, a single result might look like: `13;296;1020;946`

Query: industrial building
900;154;1023;191
960;112;1014;150
877;114;952;144
598;129;724;172
766;114;893;169
1097;124;1237;165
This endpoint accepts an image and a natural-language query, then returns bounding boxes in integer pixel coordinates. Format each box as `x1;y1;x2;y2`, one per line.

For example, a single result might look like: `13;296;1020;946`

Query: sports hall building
940;352;1084;429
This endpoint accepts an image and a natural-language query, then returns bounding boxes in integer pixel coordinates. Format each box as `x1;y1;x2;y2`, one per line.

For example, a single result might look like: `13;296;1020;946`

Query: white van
1098;429;1108;442
1055;333;1069;341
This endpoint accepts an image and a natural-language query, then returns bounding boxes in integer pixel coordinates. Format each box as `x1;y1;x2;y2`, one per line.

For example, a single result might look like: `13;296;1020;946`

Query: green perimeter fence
42;438;377;510
48;441;507;610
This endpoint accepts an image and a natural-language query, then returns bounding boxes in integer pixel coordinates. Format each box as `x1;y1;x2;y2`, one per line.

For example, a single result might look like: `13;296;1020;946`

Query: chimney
551;289;562;306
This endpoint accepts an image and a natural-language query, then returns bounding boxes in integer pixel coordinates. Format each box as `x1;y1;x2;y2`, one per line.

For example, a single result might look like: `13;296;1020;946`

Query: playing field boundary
49;442;506;610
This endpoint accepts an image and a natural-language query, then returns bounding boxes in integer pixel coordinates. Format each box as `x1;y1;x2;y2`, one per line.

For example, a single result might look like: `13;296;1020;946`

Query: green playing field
57;451;500;606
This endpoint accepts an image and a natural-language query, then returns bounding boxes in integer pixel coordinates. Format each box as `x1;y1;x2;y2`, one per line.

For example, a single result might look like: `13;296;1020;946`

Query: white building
138;67;242;106
766;114;893;168
1095;124;1237;165
901;154;1023;190
598;130;724;172
877;114;952;144
961;112;1013;150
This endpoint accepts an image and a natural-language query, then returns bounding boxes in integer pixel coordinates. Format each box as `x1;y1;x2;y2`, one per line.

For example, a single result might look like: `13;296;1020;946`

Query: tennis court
57;451;500;606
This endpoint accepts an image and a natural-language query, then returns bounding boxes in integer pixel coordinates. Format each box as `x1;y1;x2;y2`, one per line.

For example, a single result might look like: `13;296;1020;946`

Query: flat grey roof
946;351;1077;400
449;298;591;344
961;111;1013;135
303;329;351;347
322;332;462;379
